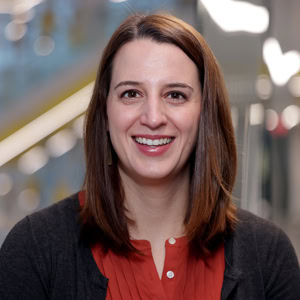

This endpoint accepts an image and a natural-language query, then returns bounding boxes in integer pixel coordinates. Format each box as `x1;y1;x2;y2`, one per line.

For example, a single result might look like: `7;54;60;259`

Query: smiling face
106;39;201;184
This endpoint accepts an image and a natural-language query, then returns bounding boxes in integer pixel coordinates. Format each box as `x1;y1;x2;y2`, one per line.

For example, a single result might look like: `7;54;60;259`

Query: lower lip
134;139;174;157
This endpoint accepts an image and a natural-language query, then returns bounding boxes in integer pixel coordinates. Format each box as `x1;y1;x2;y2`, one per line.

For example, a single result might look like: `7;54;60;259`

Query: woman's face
106;39;201;183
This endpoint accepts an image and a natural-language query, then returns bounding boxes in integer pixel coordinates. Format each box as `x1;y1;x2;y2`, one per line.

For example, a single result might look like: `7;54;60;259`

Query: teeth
134;137;173;146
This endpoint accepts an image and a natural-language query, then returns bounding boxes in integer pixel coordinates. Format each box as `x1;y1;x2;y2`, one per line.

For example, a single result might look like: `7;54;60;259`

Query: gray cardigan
0;193;299;299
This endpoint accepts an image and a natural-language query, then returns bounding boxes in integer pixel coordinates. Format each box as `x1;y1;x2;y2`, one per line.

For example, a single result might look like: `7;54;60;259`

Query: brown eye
121;90;140;98
170;92;183;99
166;91;187;102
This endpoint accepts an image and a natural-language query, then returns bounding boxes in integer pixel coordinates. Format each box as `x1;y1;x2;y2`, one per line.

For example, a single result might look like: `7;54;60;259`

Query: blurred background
0;0;299;257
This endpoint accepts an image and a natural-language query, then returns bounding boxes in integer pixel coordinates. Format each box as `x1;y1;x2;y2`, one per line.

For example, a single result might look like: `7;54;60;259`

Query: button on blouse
91;236;225;300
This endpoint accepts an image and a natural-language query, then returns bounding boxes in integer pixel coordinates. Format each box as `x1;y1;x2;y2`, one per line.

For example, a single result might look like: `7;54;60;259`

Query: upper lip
132;135;175;139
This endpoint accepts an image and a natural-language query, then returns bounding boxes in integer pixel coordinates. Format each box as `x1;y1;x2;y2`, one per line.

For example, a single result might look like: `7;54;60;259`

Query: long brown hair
81;13;237;256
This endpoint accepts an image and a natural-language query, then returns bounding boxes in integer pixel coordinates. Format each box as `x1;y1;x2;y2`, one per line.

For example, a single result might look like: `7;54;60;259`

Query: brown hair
81;13;237;256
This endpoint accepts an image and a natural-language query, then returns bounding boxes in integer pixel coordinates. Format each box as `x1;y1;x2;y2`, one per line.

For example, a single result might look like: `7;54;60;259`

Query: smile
134;137;174;146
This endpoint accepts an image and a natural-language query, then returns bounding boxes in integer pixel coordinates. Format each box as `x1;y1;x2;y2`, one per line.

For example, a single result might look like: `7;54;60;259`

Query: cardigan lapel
221;261;242;299
80;239;108;299
221;227;243;300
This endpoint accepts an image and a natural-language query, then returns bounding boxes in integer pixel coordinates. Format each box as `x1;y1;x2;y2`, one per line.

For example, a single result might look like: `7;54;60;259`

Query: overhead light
265;109;279;131
46;129;77;158
282;105;300;130
199;0;269;33
72;115;85;139
4;20;27;41
255;74;272;100
34;36;55;56
0;0;44;14
13;8;35;23
263;38;300;86
288;75;300;97
0;82;93;167
250;103;264;125
18;146;49;174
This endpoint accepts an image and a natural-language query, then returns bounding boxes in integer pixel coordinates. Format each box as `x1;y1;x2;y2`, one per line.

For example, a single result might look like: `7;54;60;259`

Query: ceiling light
288;76;300;97
34;36;55;56
18;146;49;174
73;115;85;139
0;0;44;14
263;38;300;86
4;20;27;41
199;0;269;33
250;103;264;125
255;74;272;100
46;129;77;158
0;82;93;167
282;105;300;130
265;109;279;131
13;7;35;23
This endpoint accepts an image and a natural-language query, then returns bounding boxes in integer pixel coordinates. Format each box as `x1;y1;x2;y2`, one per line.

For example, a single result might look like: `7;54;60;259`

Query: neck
119;167;190;244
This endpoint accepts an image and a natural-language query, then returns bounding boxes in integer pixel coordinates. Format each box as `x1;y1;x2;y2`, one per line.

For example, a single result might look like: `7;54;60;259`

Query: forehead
110;39;199;84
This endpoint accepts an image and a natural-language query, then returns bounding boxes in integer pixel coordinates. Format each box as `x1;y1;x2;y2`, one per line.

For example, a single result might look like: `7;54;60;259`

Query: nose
139;96;168;129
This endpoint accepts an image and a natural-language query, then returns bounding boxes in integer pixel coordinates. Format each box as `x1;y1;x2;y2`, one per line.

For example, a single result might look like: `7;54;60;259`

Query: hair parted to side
81;13;237;257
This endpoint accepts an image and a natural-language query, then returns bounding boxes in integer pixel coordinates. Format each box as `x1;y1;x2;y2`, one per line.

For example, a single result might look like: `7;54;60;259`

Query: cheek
180;112;200;152
174;109;200;137
107;100;122;132
107;102;138;135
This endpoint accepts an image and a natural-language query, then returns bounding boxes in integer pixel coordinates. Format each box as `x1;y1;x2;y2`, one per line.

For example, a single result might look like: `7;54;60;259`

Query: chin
130;164;182;184
136;170;170;181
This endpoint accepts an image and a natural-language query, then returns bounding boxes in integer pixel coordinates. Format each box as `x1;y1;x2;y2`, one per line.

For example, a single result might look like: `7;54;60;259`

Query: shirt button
166;271;175;279
168;238;176;245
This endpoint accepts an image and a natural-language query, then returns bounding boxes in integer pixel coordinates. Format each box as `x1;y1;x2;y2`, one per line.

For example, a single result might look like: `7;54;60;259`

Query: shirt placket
161;237;187;299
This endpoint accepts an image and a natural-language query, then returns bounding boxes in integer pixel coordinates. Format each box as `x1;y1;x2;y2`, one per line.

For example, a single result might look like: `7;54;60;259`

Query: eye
121;90;141;99
166;91;187;102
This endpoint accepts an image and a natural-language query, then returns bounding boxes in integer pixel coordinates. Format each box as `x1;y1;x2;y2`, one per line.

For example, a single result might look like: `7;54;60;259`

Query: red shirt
92;238;224;300
80;192;225;299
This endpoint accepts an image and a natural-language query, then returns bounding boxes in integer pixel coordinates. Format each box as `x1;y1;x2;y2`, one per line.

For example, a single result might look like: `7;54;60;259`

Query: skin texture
107;39;201;184
106;39;202;278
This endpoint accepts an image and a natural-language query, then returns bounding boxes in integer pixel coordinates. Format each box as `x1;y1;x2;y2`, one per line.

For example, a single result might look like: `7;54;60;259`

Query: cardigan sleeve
0;217;50;300
263;228;300;299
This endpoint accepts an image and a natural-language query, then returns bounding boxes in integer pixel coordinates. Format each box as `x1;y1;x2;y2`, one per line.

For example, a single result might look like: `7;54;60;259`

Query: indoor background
0;0;300;258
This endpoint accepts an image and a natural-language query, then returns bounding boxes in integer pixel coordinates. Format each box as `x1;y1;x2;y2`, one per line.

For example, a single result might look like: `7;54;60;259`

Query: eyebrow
165;82;194;92
114;81;141;90
114;81;194;92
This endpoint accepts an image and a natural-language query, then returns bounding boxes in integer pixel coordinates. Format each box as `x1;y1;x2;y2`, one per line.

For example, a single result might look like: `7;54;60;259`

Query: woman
0;13;299;300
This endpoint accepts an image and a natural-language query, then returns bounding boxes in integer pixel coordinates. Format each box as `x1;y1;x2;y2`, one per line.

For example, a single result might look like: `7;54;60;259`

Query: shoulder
0;193;84;299
229;208;297;261
1;193;81;255
235;208;282;240
234;208;298;257
26;193;80;235
224;208;300;298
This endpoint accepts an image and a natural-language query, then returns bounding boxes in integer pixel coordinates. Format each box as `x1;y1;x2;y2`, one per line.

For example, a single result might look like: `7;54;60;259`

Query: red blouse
79;192;225;299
